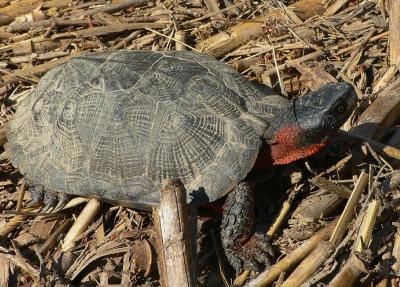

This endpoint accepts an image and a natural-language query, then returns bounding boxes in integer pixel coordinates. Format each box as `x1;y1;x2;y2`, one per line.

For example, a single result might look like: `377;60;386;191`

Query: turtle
2;50;356;273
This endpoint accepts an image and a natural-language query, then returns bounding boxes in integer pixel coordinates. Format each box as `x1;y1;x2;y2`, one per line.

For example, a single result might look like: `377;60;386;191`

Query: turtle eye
336;103;346;114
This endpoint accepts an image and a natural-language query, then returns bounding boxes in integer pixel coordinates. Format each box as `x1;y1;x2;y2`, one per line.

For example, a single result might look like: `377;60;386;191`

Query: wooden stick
327;200;379;287
62;0;106;11
154;207;167;287
389;0;400;67
327;254;366;287
340;130;400;161
372;65;398;93
42;0;73;8
323;0;350;16
0;0;9;7
38;219;72;255
146;27;199;51
234;269;251;286
330;171;369;246
0;125;6;146
246;218;338;287
175;31;187;51
0;151;10;161
336;31;388;55
346;76;400;133
393;228;400;274
263;50;325;77
61;199;101;251
111;30;142;50
0;13;12;26
0;258;9;287
0;27;13;40
279;240;333;287
312;177;352;199
9;51;71;64
1;53;80;84
266;200;291;236
0;0;44;18
70;0;150;17
7;18;90;33
154;179;195;287
51;22;166;40
291;193;343;219
339;28;376;75
183;2;243;25
204;0;225;29
0;206;37;237
354;200;380;252
376;279;389;287
15;183;26;211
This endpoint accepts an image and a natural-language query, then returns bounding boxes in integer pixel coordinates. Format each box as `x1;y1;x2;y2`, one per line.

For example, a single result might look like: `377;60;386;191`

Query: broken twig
154;179;196;287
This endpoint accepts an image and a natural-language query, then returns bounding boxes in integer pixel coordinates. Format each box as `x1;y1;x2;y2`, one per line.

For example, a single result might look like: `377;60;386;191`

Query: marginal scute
6;51;284;208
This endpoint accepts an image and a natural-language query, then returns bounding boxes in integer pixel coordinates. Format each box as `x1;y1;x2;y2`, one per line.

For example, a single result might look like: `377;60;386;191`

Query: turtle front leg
221;182;274;274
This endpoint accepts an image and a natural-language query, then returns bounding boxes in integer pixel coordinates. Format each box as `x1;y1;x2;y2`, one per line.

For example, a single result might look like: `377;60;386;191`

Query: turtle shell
6;51;288;208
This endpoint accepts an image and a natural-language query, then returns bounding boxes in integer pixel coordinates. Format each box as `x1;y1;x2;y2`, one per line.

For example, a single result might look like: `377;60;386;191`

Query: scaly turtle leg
221;182;274;274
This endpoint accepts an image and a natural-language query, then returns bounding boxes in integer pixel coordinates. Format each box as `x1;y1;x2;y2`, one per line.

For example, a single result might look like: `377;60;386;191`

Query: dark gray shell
6;51;288;208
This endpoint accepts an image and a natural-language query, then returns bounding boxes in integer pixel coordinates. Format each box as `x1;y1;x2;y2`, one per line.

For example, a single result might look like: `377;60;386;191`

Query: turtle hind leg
27;185;70;212
221;182;274;274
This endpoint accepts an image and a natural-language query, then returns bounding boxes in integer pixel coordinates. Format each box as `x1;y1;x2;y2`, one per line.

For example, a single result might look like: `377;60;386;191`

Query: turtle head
262;82;357;165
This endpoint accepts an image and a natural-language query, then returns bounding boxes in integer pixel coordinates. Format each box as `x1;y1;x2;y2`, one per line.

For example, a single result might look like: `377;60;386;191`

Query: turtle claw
42;191;58;207
27;186;69;212
27;186;45;206
40;203;54;213
224;232;274;274
53;193;70;211
242;232;273;270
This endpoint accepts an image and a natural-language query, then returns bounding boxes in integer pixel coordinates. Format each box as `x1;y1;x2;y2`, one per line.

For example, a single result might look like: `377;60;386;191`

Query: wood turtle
3;50;357;273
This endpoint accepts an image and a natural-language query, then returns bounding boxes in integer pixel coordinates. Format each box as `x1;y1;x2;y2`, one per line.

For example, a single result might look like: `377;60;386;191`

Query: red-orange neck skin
254;124;328;169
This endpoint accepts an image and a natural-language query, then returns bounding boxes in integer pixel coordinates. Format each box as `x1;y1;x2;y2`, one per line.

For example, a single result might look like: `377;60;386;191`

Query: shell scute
188;76;245;119
136;72;184;102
